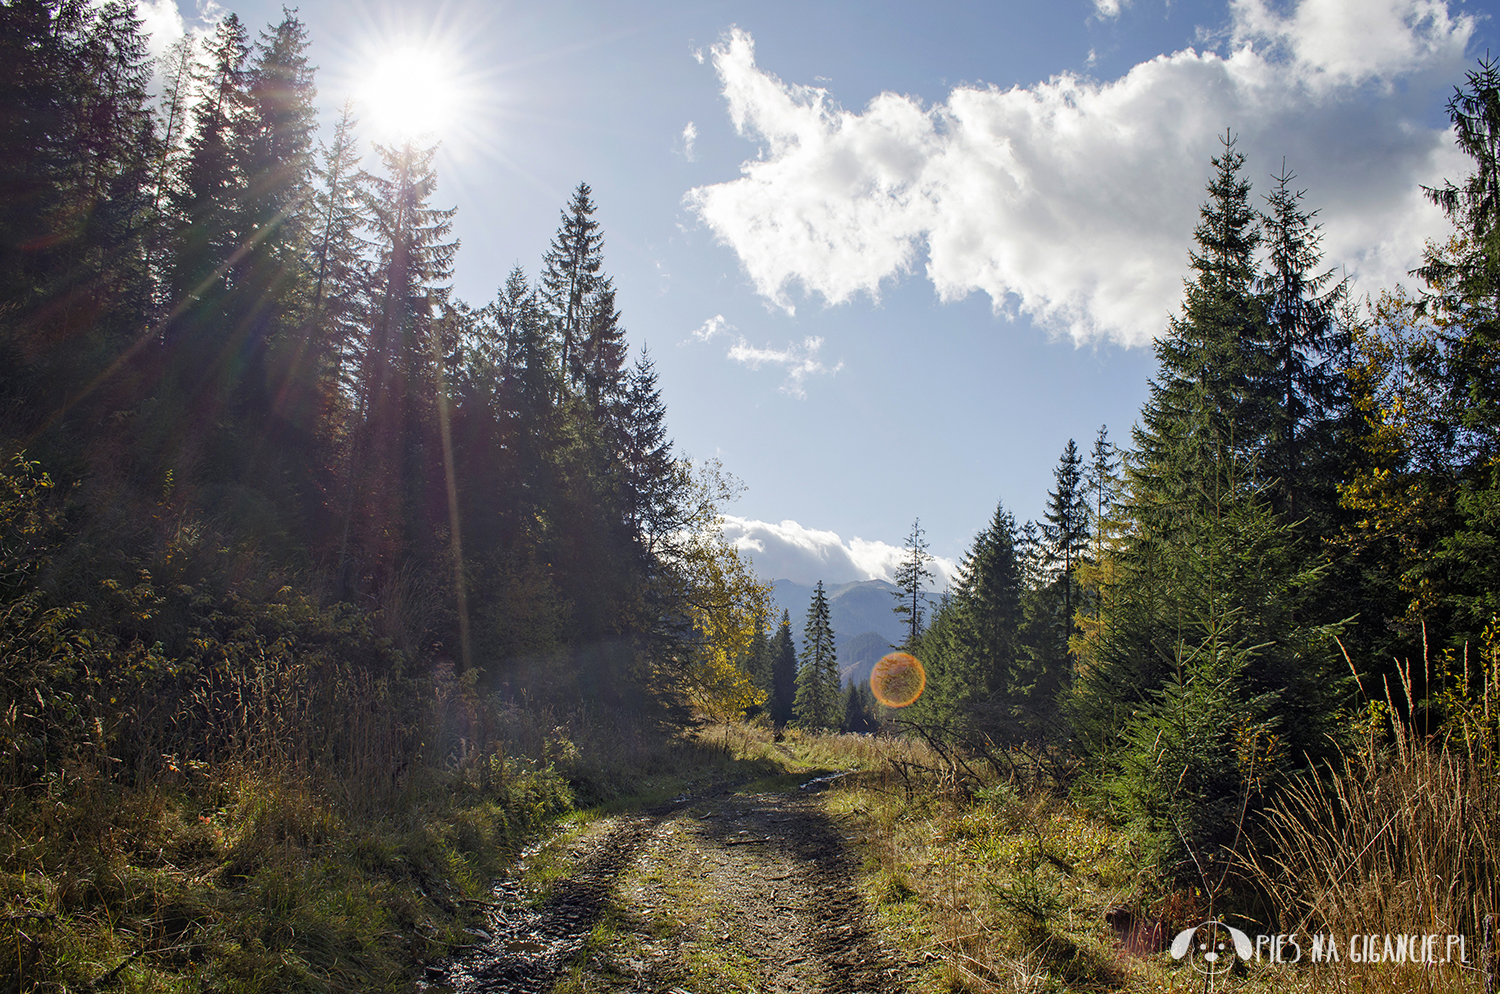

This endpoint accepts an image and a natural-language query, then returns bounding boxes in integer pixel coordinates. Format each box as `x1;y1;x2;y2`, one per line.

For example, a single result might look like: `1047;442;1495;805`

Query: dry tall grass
1238;657;1499;994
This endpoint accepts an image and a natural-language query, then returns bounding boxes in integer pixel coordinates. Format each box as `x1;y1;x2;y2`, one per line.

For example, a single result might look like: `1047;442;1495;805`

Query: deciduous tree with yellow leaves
658;461;771;727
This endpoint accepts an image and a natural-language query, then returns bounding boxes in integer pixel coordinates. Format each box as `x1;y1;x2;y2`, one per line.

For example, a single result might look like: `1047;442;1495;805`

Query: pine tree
769;609;797;728
892;518;933;650
1257;164;1349;522
948;502;1024;707
1041;438;1090;620
795;581;839;729
342;138;457;592
540;182;605;395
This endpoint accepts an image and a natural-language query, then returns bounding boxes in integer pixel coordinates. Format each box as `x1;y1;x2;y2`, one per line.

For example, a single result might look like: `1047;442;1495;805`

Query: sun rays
353;41;467;142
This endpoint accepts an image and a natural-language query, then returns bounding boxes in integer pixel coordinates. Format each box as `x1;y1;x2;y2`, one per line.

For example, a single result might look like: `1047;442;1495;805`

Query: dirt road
435;774;916;993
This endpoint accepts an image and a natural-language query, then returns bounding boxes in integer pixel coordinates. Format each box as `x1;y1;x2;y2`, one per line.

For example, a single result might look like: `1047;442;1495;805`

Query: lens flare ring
870;652;925;708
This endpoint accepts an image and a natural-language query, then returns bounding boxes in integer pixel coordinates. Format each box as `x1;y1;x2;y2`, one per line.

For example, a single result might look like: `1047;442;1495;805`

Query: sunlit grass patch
797;728;1143;993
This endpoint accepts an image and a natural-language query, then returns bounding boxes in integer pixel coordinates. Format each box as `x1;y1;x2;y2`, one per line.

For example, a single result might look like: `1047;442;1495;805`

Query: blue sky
141;0;1498;587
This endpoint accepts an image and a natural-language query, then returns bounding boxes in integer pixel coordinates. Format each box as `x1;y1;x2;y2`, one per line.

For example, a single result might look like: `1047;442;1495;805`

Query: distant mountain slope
770;578;899;648
839;631;889;688
768;578;942;686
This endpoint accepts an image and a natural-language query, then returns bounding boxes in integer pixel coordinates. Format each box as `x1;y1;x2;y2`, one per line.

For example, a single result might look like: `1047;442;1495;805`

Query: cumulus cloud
135;0;187;58
681;121;698;161
722;516;957;588
685;2;1474;345
1093;0;1130;18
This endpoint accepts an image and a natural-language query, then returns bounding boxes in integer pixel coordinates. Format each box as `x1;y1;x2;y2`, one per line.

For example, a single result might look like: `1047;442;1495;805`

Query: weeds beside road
6;712;1490;993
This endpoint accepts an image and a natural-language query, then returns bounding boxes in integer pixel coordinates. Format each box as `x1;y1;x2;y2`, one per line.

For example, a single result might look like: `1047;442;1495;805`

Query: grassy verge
736;723;1490;994
0;702;739;994
0;756;572;993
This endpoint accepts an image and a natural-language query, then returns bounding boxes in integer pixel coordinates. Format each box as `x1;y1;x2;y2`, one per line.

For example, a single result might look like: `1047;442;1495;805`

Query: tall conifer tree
769;609;797;728
893;518;933;649
541;182;605;395
795;581;839;729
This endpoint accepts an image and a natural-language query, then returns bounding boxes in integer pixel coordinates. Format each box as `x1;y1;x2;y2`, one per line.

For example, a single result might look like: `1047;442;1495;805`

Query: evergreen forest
5;2;1500;991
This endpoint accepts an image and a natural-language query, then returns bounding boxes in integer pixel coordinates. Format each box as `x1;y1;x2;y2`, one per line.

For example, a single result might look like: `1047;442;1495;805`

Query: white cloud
722;516;957;588
1093;0;1130;18
691;313;730;341
1229;0;1469;91
686;316;842;397
686;3;1474;346
135;0;186;57
725;336;842;398
681;121;698;161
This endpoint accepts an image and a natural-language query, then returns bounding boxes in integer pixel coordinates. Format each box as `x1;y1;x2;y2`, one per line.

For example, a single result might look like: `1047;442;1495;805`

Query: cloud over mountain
686;0;1473;345
722;515;957;588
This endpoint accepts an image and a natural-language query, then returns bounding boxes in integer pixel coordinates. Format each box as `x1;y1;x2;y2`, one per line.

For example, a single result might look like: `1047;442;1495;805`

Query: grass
700;723;1139;993
9;678;1496;994
0;760;568;993
737;715;1496;994
0;697;722;994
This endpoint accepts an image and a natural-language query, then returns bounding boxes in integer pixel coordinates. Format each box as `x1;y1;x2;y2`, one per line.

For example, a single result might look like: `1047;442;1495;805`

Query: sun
355;43;464;142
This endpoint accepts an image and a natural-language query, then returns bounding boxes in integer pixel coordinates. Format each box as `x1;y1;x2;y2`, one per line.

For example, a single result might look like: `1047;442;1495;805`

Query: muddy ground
431;773;919;993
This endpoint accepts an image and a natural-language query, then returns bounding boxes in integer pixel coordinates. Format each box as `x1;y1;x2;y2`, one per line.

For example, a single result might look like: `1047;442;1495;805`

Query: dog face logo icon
1169;920;1253;977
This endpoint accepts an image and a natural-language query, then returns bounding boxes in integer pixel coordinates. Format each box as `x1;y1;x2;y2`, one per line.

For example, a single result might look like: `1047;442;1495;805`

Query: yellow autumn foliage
668;460;771;724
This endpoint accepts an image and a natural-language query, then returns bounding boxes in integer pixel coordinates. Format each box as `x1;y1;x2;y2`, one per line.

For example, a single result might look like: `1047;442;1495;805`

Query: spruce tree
618;347;678;553
948;501;1024;708
769;609;797;728
1257;164;1349;523
842;682;878;733
1041;438;1090;621
1137;132;1268;484
343;138;457;592
578;283;628;415
307;100;370;404
795;581;839;730
892;517;933;650
235;10;319;421
1068;139;1344;875
540;182;605;395
744;608;772;697
0;0;156;422
168;13;248;331
1084;425;1119;561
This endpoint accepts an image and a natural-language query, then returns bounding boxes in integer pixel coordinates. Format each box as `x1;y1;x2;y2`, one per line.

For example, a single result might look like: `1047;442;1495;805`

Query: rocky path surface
433;776;915;993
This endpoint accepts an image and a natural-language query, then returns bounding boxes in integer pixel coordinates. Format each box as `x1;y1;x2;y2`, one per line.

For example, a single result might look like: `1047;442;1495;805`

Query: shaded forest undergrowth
1;695;753;993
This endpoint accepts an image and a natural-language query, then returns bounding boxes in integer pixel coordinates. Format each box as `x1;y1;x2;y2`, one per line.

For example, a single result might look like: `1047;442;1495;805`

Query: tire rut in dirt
439;811;662;994
695;791;907;993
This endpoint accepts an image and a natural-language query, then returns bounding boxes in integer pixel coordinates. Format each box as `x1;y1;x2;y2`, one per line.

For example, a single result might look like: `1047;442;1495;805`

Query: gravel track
435;777;915;993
